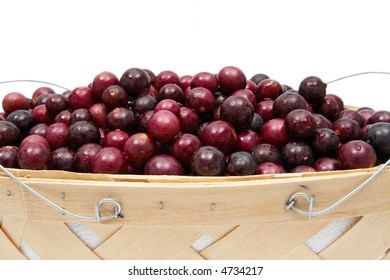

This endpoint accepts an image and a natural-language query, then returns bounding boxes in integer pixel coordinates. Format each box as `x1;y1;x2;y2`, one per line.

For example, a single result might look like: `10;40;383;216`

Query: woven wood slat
200;219;330;259
0;228;26;260
319;212;390;260
21;220;101;260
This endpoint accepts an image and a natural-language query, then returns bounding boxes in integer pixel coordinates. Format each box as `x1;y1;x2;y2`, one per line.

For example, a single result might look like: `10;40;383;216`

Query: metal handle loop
0;165;122;223
286;159;390;218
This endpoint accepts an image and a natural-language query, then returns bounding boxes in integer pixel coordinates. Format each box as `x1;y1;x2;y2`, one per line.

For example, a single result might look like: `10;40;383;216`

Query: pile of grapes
0;66;389;176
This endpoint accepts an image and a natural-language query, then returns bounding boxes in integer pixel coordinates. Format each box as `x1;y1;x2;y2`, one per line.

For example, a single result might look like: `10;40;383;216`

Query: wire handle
285;158;390;218
0;79;70;91
0;165;122;222
326;71;390;84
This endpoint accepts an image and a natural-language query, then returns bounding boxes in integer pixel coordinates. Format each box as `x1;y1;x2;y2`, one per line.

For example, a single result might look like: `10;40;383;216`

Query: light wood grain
95;226;208;259
21;220;101;260
0;228;26;260
173;248;205;260
200;219;330;259
0;216;26;247
319;212;390;259
280;243;323;260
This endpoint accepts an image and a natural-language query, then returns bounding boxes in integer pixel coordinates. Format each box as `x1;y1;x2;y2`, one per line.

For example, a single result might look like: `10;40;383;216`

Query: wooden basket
0;163;389;260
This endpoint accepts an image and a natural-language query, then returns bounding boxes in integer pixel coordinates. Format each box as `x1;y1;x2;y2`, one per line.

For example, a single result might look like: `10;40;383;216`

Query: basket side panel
0;228;26;260
200;219;330;260
94;226;209;260
21;220;101;260
319;212;390;260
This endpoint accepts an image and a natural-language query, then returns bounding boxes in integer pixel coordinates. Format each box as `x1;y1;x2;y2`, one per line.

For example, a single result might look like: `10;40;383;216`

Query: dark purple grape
256;162;286;174
367;110;390;124
337;140;377;169
137;110;154;132
144;154;184;175
236;130;262;153
298;76;327;104
255;79;284;102
2;92;30;114
102;85;129;110
190;146;225;176
313;157;341;171
91;147;128;174
261;118;290;151
52;147;75;171
281;141;314;169
316;95;340;121
45;94;69;116
170;133;202;167
147;110;180;143
273;91;308;118
249;113;264;133
74;143;102;173
290;165;316;173
179;107;199;134
120;68;151;97
91;71;119;100
68;86;95;110
220;96;254;131
256;100;274;122
6;110;34;133
133;94;157;117
54;110;71;126
201;120;237;154
153;70;180;90
251;143;281;164
363;122;390;161
191;72;219;93
250;73;270;85
284;109;316;139
327;94;344;111
157;83;185;103
17;141;52;170
311;128;339;156
106;107;137;132
123;132;158;169
313;113;332;129
67;121;100;150
218;66;246;94
226;151;257;176
69;108;92;125
0;121;21;147
28;123;48;137
336;109;366;128
333;118;360;143
231;89;257;109
31;87;55;106
45;122;68;150
0;146;19;168
186;87;216;116
88;103;107;128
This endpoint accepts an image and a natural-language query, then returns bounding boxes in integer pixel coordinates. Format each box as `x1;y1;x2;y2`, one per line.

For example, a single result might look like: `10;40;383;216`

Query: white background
0;0;390;109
